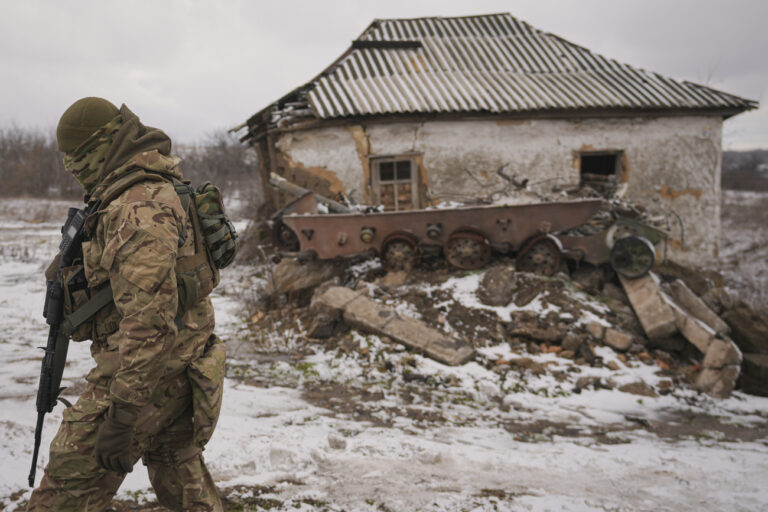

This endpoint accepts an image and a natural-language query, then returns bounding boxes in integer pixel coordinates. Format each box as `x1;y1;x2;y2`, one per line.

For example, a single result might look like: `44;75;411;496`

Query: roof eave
243;105;756;141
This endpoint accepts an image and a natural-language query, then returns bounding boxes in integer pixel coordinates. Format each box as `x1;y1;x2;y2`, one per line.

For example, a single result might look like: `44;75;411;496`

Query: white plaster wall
275;115;723;267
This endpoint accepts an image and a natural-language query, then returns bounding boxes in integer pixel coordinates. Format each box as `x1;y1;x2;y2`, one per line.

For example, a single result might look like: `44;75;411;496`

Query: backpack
56;170;238;340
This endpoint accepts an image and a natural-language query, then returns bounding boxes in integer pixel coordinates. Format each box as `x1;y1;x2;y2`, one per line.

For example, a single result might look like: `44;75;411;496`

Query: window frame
370;155;420;211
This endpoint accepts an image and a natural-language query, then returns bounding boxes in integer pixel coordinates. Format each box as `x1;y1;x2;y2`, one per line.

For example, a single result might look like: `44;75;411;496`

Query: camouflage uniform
28;105;224;511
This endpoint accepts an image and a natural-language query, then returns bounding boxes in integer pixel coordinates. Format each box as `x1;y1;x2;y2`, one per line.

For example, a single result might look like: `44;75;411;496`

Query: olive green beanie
57;97;119;153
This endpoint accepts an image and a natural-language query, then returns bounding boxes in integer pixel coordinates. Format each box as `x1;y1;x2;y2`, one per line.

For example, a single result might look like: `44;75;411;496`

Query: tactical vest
55;169;237;342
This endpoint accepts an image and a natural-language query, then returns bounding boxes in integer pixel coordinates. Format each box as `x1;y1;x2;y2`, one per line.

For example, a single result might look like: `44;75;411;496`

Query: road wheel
444;231;491;270
381;237;419;271
516;235;562;276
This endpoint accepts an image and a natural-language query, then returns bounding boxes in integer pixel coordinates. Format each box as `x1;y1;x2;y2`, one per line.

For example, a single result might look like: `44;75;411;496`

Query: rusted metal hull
281;200;604;260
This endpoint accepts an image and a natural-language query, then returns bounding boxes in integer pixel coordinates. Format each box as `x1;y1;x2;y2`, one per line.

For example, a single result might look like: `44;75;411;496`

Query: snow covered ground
0;198;767;511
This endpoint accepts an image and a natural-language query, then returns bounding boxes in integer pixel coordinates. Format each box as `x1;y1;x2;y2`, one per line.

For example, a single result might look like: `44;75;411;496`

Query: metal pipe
269;173;352;214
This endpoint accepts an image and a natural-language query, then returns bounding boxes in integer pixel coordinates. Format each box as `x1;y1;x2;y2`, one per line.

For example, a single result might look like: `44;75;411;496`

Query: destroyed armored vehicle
270;174;668;279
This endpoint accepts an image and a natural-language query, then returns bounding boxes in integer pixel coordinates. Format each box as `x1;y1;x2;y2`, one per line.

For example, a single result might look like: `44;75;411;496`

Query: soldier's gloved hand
95;401;141;473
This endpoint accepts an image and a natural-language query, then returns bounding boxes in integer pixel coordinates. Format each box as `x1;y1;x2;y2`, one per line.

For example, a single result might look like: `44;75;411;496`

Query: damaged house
240;13;756;266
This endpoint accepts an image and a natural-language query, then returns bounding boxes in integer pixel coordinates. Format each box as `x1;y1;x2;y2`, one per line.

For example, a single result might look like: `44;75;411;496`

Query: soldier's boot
144;414;223;512
146;447;223;512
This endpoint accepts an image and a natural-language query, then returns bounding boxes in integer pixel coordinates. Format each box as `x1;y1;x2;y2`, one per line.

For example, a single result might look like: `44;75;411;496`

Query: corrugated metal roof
251;13;756;130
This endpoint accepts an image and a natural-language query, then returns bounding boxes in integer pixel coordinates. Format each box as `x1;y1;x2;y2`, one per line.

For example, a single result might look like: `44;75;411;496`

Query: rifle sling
61;276;192;336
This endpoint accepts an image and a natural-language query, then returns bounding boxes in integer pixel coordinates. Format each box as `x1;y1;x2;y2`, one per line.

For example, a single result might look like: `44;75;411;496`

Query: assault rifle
28;203;97;487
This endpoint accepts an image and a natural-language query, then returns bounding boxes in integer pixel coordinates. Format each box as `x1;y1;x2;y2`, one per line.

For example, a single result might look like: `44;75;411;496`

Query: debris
721;301;768;355
571;265;604;293
667;279;730;336
604;328;634;351
585;322;605;341
696;366;741;399
618;381;658;398
655;260;724;297
619;273;677;340
668;301;717;354
260;229;752;399
376;270;409;288
307;308;346;339
478;265;518;306
602;282;629;305
312;286;474;366
478;268;545;308
561;332;587;352
702;339;742;369
269;258;343;295
508;311;569;344
740;354;768;396
699;287;733;316
575;376;601;391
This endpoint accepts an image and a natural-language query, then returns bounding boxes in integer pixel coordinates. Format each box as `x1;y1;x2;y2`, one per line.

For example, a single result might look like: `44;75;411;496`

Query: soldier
27;97;225;511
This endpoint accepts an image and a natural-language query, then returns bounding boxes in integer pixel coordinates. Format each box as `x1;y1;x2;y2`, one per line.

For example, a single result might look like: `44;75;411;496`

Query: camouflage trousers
27;373;223;512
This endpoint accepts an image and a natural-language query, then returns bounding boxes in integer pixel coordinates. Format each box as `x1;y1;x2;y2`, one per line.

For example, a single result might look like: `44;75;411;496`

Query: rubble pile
248;249;767;401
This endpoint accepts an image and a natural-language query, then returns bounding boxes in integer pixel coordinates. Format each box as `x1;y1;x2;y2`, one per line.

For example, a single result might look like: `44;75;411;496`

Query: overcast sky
1;0;766;149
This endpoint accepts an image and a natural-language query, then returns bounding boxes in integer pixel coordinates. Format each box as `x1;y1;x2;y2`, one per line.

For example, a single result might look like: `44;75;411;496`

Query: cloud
1;0;765;147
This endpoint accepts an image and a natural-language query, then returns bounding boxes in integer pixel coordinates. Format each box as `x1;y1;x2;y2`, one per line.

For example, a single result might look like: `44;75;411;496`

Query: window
371;156;420;211
580;151;623;196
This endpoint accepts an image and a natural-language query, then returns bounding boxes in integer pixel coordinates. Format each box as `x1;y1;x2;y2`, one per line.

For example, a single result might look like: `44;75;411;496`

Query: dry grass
721;190;768;307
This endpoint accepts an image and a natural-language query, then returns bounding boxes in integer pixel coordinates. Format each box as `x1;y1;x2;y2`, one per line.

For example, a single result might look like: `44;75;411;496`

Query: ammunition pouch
194;182;238;269
185;334;225;448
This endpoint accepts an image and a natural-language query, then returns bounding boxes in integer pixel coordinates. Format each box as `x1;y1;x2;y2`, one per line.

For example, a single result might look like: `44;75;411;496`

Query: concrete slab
311;286;364;310
696;365;740;399
314;286;474;366
343;297;396;331
668;280;730;336
385;317;474;365
702;338;742;369
668;299;716;354
619;273;677;340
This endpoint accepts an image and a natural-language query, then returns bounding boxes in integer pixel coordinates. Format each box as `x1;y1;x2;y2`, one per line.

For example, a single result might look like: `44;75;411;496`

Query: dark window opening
580;152;622;197
581;154;618;176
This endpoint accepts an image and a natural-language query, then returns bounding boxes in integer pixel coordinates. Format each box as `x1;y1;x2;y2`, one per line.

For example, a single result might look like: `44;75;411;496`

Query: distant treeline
721;149;768;191
722;150;768;191
0;127;80;197
0;127;262;212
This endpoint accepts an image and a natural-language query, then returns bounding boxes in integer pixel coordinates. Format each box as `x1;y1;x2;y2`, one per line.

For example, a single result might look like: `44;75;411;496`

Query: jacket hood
101;104;172;175
69;104;182;202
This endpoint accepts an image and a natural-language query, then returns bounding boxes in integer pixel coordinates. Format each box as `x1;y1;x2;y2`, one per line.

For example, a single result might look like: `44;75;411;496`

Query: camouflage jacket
68;106;215;408
82;150;214;407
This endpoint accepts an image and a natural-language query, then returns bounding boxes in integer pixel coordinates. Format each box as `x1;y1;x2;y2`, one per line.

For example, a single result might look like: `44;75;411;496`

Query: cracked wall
271;115;723;266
